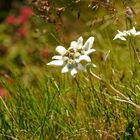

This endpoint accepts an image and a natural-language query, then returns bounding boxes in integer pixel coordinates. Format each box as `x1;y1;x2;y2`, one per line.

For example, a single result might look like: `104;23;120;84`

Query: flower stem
89;69;140;110
130;39;140;64
127;39;133;69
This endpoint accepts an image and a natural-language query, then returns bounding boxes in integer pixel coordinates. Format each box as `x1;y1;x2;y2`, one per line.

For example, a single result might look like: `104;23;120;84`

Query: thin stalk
130;39;140;64
0;133;18;140
0;96;17;124
127;39;133;69
74;77;81;91
89;69;140;110
74;77;81;109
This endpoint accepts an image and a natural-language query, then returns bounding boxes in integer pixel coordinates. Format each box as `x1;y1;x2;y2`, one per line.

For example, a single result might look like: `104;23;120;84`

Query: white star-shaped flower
113;27;140;41
71;36;96;54
47;36;96;76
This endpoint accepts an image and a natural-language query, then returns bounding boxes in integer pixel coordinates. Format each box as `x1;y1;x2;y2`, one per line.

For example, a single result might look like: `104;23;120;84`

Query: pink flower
5;15;16;25
17;27;27;38
17;15;28;25
20;6;32;17
41;47;51;59
0;87;8;99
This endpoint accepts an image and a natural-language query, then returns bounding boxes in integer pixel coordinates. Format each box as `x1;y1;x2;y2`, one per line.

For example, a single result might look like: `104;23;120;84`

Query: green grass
1;0;140;139
1;65;140;139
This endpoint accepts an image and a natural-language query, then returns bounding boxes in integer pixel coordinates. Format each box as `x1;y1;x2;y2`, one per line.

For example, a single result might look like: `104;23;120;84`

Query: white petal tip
56;46;66;55
47;60;64;66
61;65;69;73
71;69;77;76
79;55;91;62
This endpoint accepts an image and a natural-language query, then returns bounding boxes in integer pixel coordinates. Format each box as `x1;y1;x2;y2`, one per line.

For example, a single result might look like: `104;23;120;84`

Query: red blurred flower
17;15;28;25
40;47;51;59
5;15;16;25
0;87;8;99
17;27;27;38
20;6;32;17
17;6;32;25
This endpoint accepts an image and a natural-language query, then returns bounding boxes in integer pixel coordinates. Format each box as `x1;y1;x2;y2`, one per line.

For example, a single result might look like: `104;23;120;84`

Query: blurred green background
1;0;140;139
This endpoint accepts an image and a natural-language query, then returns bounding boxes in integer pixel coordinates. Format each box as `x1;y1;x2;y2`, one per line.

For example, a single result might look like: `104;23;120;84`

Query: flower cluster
47;36;96;76
17;6;32;25
113;27;140;41
5;6;32;38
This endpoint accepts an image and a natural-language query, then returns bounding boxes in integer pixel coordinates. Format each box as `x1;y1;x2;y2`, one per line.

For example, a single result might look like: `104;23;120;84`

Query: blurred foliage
0;0;140;139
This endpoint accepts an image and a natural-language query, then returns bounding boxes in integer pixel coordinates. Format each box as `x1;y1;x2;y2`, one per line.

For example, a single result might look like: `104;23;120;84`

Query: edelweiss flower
113;27;140;41
69;36;96;56
47;36;96;76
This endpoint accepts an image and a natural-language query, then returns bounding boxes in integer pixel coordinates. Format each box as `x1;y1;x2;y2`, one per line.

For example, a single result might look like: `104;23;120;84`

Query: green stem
127;39;133;69
74;77;80;109
0;96;17;124
130;39;140;64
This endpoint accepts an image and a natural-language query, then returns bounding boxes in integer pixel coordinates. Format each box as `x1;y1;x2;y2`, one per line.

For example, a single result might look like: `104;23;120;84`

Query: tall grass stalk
89;68;140;110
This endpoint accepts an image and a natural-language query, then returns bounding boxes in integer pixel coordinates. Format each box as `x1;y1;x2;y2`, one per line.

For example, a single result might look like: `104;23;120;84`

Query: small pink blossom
0;88;8;99
17;15;28;25
20;6;32;17
5;15;16;25
41;47;51;59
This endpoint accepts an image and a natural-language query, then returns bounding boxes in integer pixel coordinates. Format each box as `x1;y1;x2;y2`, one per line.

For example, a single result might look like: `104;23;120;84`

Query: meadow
1;0;140;139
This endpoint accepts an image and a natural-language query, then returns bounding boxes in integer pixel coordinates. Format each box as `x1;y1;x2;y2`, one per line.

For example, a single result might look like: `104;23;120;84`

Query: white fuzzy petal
70;68;77;76
113;34;126;40
83;37;94;50
92;64;96;67
113;34;121;40
69;41;77;50
79;55;91;62
135;31;140;36
56;46;67;55
118;36;126;41
47;60;64;66
114;27;140;40
83;49;96;55
52;56;63;60
113;30;127;40
61;65;69;73
113;36;117;40
77;36;83;49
